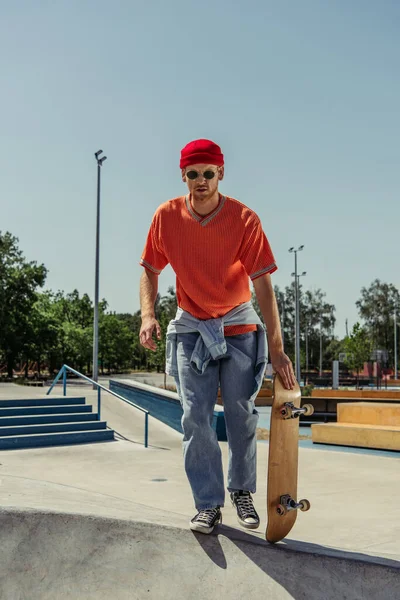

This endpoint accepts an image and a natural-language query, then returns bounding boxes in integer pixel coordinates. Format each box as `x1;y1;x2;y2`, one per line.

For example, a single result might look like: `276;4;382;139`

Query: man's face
181;163;224;202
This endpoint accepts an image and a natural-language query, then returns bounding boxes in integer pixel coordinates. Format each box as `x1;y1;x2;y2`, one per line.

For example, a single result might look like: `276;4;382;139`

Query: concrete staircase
0;396;114;450
312;402;400;451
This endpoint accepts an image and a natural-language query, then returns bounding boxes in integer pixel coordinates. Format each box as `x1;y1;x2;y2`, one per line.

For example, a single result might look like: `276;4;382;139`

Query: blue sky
1;1;399;339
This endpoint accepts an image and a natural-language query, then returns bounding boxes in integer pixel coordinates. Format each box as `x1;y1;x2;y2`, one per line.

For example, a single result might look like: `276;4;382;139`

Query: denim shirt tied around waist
166;301;268;403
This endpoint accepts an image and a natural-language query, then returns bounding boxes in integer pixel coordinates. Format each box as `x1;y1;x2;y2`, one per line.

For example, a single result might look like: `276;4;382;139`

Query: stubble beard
193;184;218;203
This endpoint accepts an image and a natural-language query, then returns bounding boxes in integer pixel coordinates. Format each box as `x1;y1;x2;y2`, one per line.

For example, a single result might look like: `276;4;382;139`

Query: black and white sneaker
230;491;260;529
190;507;222;534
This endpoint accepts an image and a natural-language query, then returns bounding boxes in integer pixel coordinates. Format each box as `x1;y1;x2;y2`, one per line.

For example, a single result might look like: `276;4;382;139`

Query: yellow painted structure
312;423;400;451
338;402;400;426
312;401;400;451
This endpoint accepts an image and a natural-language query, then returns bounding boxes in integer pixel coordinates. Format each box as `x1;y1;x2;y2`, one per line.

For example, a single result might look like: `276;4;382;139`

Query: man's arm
139;269;161;351
253;273;296;389
140;269;158;318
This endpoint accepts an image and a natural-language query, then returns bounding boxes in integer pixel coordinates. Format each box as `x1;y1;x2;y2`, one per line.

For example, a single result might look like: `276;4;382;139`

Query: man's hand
139;317;161;351
270;351;297;390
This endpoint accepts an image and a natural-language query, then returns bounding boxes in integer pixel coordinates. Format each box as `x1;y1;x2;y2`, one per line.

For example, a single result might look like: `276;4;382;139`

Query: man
139;139;295;534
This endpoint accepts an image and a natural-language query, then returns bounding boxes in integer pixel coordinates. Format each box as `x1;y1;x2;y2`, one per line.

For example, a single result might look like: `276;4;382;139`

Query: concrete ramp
1;508;399;600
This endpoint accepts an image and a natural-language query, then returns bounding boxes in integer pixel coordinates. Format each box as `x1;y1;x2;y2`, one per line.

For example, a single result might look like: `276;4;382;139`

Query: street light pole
289;246;304;383
93;150;107;386
280;292;285;349
296;271;306;380
319;321;323;377
395;309;398;380
292;271;308;381
305;321;309;374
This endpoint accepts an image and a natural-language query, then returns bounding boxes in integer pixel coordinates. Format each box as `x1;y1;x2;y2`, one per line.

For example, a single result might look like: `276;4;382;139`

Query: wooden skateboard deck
266;373;312;543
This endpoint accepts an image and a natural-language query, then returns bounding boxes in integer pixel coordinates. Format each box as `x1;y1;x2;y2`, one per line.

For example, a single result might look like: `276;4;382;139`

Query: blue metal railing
47;364;149;448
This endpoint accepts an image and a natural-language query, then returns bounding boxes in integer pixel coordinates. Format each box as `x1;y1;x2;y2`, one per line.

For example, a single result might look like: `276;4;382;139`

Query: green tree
99;313;134;374
148;285;177;326
50;290;96;330
0;232;47;377
117;312;147;370
47;290;108;372
148;287;178;385
148;311;170;376
24;292;60;376
343;322;372;388
62;322;93;372
356;279;400;367
256;283;336;371
324;338;344;366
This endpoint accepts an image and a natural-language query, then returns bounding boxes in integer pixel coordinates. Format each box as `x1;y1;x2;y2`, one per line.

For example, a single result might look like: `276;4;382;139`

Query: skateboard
266;373;314;543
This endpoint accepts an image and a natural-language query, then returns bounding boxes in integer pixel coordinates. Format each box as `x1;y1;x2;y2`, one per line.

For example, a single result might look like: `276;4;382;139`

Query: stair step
0;421;107;437
0;405;92;417
0;429;115;450
338;402;400;426
0;397;86;408
312;422;400;451
0;413;99;427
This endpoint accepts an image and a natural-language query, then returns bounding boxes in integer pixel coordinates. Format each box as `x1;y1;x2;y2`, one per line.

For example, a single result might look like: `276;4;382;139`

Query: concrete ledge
1;508;398;600
312;389;400;400
312;422;400;451
303;395;400;422
110;379;227;441
338;402;400;426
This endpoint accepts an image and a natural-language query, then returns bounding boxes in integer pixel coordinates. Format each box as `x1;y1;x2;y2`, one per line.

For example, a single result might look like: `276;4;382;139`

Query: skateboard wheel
276;504;287;516
302;404;314;416
299;499;311;512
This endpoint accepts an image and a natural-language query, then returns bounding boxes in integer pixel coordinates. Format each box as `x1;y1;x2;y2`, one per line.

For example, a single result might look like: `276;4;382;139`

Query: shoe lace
196;508;219;525
235;493;257;518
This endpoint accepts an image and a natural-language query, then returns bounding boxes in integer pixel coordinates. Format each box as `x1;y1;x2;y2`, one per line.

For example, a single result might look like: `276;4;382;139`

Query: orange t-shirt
140;194;277;336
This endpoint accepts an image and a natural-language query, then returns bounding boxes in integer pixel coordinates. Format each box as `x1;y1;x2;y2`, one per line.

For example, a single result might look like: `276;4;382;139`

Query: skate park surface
1;381;399;600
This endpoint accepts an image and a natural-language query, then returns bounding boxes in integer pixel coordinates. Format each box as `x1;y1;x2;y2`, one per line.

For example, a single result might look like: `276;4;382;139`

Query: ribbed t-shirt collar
185;194;226;227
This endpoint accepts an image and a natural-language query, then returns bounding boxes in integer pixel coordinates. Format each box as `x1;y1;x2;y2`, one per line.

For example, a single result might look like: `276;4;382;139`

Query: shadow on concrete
2;508;399;600
113;430;171;450
0;438;118;452
191;524;400;600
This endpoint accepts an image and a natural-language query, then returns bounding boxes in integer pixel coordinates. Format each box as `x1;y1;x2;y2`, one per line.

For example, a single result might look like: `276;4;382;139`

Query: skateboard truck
276;494;311;516
280;402;314;420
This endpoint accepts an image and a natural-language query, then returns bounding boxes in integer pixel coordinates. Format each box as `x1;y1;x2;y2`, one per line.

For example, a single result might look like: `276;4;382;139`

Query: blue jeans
174;331;259;510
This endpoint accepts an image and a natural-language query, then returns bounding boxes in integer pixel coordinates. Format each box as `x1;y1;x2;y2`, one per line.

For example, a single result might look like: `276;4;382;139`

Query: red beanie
180;139;224;169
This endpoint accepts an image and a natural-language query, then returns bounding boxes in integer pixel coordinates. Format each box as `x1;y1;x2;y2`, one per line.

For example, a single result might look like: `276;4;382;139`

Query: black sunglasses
186;169;218;180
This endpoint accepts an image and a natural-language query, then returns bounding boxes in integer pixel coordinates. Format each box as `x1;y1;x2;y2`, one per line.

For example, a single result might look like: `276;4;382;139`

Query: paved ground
1;381;399;563
1;380;399;599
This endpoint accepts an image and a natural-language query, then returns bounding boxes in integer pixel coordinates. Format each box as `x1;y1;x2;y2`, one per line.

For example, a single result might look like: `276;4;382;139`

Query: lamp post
291;271;306;382
395;308;399;380
319;321;323;377
289;246;304;383
93;150;107;386
305;320;309;375
278;291;285;348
